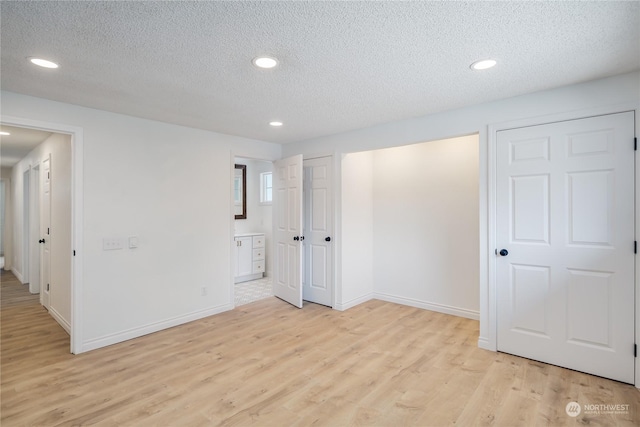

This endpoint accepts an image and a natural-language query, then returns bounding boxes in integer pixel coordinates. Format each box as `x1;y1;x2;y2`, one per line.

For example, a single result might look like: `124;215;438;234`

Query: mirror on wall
234;164;247;219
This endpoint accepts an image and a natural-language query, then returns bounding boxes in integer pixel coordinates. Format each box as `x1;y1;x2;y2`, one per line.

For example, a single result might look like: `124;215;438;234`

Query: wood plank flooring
1;268;40;309
1;268;639;426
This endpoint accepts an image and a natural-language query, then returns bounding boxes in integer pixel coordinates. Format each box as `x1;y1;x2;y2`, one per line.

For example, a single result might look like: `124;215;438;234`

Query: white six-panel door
496;112;635;383
303;157;333;307
273;155;303;308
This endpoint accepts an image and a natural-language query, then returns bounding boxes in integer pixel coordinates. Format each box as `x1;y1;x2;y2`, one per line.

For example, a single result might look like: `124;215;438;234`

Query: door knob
293;236;299;241
325;237;331;242
499;249;508;256
39;238;45;244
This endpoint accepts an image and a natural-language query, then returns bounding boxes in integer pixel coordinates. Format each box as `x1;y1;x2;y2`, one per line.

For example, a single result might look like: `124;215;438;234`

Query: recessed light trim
0;131;10;136
29;57;59;69
253;56;278;69
470;59;497;71
269;121;283;127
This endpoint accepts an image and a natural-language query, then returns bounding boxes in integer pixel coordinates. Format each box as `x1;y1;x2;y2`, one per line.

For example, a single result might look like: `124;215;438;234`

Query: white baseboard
334;293;374;311
477;336;495;351
49;306;71;334
373;292;480;320
11;267;25;284
81;303;233;353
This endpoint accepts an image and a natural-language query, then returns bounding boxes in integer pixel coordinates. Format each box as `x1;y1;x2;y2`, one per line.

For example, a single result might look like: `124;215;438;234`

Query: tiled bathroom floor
234;277;273;306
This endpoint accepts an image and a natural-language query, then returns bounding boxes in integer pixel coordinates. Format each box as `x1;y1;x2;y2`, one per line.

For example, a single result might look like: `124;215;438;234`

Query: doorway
1;117;82;354
232;154;335;309
233;157;274;307
22;169;29;284
28;165;40;295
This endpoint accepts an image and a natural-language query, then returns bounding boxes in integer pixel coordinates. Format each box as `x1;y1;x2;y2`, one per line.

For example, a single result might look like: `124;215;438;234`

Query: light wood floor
2;270;639;426
1;268;40;309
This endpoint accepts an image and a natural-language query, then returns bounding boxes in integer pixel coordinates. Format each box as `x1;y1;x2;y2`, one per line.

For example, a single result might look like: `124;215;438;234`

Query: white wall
1;91;281;352
337;136;479;316
372;135;479;318
338;151;374;310
234;157;273;276
284;71;640;347
11;133;72;329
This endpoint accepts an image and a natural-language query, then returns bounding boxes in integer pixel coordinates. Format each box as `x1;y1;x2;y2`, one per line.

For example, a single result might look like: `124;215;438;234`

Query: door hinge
47;227;50;235
635;241;637;254
635;137;637;151
46;283;50;291
635;344;637;358
73;250;76;256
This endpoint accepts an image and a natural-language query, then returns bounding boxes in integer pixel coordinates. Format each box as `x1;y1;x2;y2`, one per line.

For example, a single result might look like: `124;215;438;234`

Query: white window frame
260;171;272;205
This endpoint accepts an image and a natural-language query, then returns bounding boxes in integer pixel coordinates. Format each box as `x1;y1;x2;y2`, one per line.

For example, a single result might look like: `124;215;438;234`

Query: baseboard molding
477;336;495;351
49;306;71;334
373;292;480;320
11;267;25;284
334;293;374;311
81;303;234;353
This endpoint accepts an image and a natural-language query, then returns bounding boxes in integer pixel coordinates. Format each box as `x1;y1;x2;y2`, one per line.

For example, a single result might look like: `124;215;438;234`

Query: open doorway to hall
0;124;72;335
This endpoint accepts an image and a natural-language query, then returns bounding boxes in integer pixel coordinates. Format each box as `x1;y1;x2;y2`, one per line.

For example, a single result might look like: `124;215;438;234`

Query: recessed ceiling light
0;131;10;136
470;59;497;71
269;121;283;127
253;56;278;69
28;57;59;69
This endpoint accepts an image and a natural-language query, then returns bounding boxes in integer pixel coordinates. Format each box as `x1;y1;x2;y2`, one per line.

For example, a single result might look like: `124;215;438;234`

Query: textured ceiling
0;125;52;167
1;1;638;144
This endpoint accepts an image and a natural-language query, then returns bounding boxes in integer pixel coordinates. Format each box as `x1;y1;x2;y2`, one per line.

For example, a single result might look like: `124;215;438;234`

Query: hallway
1;267;40;309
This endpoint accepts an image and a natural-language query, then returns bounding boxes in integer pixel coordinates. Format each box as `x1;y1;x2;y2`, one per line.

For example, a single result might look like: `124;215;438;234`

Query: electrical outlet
103;238;124;251
201;286;207;296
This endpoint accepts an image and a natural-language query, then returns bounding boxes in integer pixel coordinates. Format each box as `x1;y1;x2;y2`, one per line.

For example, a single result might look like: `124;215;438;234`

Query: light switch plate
103;238;124;250
129;236;138;248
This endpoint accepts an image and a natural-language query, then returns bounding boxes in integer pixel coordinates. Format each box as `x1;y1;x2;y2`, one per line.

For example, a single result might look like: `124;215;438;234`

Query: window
260;172;272;204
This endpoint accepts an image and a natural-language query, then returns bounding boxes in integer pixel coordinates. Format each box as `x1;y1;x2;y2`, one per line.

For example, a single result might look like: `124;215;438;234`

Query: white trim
477;337;492;351
0;115;84;355
334;293;373;311
49;306;71;334
332;152;340;310
634;107;640;389
374;292;480;320
303;152;334;161
485;102;639;387
81;304;233;352
230;152;236;309
11;266;25;283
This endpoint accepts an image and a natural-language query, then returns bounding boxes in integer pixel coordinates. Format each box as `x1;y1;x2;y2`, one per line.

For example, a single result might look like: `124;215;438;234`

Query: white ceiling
1;1;638;144
0;125;52;168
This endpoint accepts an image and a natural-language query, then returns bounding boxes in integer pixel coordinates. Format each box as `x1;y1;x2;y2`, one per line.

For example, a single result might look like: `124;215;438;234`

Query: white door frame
1;115;84;355
484;103;640;387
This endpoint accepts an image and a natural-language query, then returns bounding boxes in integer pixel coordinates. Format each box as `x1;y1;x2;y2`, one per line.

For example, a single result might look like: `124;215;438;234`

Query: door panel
273;155;303;308
496;112;635;384
303;157;333;307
